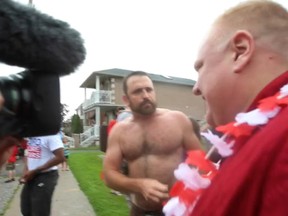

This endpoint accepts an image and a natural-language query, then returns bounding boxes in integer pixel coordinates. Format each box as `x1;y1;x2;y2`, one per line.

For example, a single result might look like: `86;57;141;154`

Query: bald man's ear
230;30;255;73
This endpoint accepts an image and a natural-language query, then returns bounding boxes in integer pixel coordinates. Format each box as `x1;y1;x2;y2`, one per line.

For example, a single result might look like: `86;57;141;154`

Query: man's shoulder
110;118;132;133
157;108;187;118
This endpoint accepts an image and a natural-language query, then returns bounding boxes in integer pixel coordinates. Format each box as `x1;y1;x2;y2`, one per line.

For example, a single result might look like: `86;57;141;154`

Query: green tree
71;114;83;133
60;103;69;123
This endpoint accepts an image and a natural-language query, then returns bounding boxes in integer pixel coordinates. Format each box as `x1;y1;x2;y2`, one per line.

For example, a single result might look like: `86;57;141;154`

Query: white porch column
83;88;87;127
95;75;101;127
83;110;87;126
95;107;100;125
94;106;101;137
95;76;100;90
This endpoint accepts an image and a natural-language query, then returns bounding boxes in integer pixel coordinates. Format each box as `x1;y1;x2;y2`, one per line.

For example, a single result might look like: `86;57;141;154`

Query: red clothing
191;72;288;216
107;119;117;135
7;145;18;163
20;139;28;150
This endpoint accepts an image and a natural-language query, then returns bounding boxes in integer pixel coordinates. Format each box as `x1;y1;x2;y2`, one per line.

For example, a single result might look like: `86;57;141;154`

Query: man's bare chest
120;124;182;160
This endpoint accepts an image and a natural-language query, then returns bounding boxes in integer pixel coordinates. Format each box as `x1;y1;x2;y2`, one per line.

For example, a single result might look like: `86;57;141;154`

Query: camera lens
0;70;61;138
0;71;32;118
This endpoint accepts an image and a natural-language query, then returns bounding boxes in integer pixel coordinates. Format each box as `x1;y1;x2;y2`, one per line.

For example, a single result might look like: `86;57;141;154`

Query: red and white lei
163;83;288;216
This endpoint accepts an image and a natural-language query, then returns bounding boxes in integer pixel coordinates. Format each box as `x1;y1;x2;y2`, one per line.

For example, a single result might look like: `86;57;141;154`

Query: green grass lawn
69;150;129;216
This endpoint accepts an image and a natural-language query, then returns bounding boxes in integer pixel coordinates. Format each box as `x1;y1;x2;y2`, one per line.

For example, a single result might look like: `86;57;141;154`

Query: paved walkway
0;158;25;215
4;168;96;216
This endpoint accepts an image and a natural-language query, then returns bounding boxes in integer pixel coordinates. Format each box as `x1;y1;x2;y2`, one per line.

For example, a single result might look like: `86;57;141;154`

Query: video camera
0;70;60;138
0;0;86;138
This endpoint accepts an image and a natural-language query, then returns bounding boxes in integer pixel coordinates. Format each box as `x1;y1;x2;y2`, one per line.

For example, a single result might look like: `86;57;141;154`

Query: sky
1;0;288;118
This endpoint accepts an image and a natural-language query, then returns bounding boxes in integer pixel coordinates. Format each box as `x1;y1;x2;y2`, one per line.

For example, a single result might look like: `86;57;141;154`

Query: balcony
83;90;112;110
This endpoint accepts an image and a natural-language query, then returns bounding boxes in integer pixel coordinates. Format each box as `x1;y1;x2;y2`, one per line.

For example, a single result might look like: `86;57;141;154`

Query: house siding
154;82;205;119
114;77;124;104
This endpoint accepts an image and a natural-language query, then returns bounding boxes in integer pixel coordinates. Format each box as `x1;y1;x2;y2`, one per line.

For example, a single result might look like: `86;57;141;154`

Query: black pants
21;170;59;216
130;203;164;216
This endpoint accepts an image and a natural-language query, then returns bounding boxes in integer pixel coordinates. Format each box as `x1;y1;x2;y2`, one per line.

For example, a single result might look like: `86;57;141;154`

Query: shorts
6;162;15;171
130;203;164;216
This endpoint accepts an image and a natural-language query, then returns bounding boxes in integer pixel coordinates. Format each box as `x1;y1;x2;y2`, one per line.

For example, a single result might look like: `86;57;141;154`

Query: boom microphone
0;0;86;76
0;0;86;138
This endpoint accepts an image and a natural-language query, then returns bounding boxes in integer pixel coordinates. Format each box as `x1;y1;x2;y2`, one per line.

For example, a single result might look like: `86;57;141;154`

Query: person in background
20;133;65;216
189;118;222;163
117;106;132;122
18;138;28;162
0;139;18;169
4;145;18;183
0;92;19;168
61;136;70;171
188;117;201;140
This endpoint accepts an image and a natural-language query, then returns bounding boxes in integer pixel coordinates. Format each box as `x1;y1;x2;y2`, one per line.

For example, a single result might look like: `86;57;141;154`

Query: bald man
191;1;288;215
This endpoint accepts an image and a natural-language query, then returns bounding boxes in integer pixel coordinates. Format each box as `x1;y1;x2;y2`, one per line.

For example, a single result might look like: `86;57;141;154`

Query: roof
80;68;196;88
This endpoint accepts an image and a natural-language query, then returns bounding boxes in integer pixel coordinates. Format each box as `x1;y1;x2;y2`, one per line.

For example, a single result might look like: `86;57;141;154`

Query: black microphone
0;0;87;138
0;0;86;76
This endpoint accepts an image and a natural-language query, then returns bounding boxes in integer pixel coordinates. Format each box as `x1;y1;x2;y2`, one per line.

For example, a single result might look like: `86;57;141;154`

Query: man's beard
130;99;157;115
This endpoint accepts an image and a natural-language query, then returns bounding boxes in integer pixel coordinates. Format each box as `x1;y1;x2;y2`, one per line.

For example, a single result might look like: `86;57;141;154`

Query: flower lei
163;83;288;216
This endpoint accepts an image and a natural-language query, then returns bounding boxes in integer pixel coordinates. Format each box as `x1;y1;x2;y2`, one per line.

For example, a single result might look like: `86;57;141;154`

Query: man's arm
22;135;65;182
22;148;64;182
34;148;65;173
103;125;141;194
21;147;64;183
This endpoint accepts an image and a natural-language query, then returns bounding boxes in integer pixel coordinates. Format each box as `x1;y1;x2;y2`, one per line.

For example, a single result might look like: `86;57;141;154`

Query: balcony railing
83;90;112;109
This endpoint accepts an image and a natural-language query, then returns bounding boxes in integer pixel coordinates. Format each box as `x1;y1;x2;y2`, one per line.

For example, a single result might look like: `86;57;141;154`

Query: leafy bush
71;114;83;133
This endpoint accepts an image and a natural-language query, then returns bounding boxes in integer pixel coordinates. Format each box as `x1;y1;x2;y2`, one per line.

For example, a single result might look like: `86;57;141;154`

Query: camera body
0;0;86;139
0;70;61;138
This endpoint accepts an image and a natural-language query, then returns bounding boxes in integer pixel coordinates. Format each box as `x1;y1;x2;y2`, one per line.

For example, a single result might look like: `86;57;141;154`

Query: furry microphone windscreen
0;0;86;76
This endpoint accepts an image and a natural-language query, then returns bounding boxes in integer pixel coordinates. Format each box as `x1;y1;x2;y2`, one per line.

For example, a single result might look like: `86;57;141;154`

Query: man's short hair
122;71;152;95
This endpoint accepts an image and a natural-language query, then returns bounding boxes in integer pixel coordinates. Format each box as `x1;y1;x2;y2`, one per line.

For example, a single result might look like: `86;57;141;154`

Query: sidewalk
4;169;96;216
